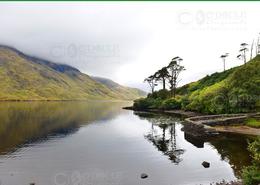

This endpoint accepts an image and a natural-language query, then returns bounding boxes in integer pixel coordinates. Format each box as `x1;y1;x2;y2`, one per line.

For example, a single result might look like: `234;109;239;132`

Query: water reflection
184;133;204;148
0;101;128;155
134;111;253;177
135;112;185;164
0;103;254;185
208;134;253;176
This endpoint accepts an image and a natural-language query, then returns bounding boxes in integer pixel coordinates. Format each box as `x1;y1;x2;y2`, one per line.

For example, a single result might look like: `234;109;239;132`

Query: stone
141;173;148;179
202;161;210;168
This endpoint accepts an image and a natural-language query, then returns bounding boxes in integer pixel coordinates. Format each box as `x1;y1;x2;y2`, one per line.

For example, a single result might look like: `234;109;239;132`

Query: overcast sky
0;2;260;91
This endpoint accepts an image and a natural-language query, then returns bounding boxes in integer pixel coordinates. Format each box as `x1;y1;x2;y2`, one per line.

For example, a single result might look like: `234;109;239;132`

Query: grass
134;55;260;114
0;46;145;101
246;118;260;128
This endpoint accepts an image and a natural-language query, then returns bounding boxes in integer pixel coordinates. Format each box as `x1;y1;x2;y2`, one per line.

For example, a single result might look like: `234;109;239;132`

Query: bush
133;98;153;110
242;137;260;185
160;98;181;110
242;166;260;185
133;98;163;110
147;89;170;99
180;96;190;110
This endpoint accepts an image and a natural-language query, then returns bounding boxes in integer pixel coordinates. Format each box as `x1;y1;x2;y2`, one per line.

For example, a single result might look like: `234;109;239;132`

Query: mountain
0;45;144;101
91;76;146;100
133;55;260;114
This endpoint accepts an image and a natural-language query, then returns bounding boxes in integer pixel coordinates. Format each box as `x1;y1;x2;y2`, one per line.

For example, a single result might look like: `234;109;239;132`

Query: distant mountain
0;45;145;100
91;76;146;100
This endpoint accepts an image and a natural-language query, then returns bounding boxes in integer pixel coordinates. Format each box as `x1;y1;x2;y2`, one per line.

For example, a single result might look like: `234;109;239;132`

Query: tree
154;67;170;90
237;54;242;61
220;53;229;71
250;40;254;60
239;43;248;64
167;57;185;98
257;33;260;55
144;75;157;93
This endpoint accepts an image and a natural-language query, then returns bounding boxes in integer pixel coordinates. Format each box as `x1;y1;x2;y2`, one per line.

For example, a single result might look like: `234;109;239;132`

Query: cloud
0;2;259;91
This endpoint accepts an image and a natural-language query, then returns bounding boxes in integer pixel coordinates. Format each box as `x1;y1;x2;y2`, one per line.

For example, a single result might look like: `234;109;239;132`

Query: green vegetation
242;137;260;185
0;46;145;100
134;55;260;114
246;118;260;128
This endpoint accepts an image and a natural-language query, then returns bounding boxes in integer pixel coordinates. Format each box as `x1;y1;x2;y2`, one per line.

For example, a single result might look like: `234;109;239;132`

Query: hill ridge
0;45;144;100
133;55;260;114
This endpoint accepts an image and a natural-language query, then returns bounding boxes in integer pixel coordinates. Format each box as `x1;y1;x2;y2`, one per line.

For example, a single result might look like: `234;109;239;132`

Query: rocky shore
123;106;260;137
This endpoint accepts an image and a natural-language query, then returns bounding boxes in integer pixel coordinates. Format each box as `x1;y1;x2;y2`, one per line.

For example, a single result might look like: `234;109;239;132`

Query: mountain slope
0;45;144;100
91;76;146;100
177;55;260;113
133;55;260;114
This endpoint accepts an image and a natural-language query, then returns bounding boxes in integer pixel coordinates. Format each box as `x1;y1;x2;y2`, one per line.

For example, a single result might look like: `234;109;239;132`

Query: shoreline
123;106;260;136
0;99;134;102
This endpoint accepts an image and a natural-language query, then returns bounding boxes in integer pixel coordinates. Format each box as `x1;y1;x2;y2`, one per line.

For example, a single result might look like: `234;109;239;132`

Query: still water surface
0;101;253;185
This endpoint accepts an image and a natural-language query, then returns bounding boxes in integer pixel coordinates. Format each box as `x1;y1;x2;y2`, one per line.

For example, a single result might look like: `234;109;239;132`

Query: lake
0;101;254;185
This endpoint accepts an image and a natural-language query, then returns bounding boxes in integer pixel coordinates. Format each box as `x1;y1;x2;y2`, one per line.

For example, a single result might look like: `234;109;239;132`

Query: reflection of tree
135;112;253;178
137;113;185;164
184;133;204;148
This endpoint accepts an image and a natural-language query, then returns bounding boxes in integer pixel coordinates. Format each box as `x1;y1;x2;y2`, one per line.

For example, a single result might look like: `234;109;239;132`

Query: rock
141;173;148;179
202;161;210;168
29;183;35;185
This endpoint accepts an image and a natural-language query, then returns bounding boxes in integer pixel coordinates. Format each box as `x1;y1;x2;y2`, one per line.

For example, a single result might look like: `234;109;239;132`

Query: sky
0;2;260;91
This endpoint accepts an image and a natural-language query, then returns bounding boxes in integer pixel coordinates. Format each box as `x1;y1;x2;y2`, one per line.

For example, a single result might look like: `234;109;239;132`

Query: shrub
147;89;170;99
133;98;163;110
160;98;181;110
242;166;260;185
180;96;190;110
133;98;153;110
242;137;260;185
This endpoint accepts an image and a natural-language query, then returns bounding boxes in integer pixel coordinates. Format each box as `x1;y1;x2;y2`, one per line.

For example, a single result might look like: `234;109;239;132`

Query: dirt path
214;125;260;136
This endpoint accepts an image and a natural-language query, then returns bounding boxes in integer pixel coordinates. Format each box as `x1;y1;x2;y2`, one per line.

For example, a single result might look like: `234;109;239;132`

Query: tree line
145;33;260;95
220;33;260;72
144;56;185;98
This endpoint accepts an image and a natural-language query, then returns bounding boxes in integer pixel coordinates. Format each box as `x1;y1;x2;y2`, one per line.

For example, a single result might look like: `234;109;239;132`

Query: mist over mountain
0;45;145;101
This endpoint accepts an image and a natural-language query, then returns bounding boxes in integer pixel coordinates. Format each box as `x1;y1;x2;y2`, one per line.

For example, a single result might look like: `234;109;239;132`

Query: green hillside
133;55;260;114
0;46;144;101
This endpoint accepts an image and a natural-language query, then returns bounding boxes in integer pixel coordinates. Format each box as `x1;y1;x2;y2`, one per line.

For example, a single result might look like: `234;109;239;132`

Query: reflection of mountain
0;101;127;155
135;112;185;164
